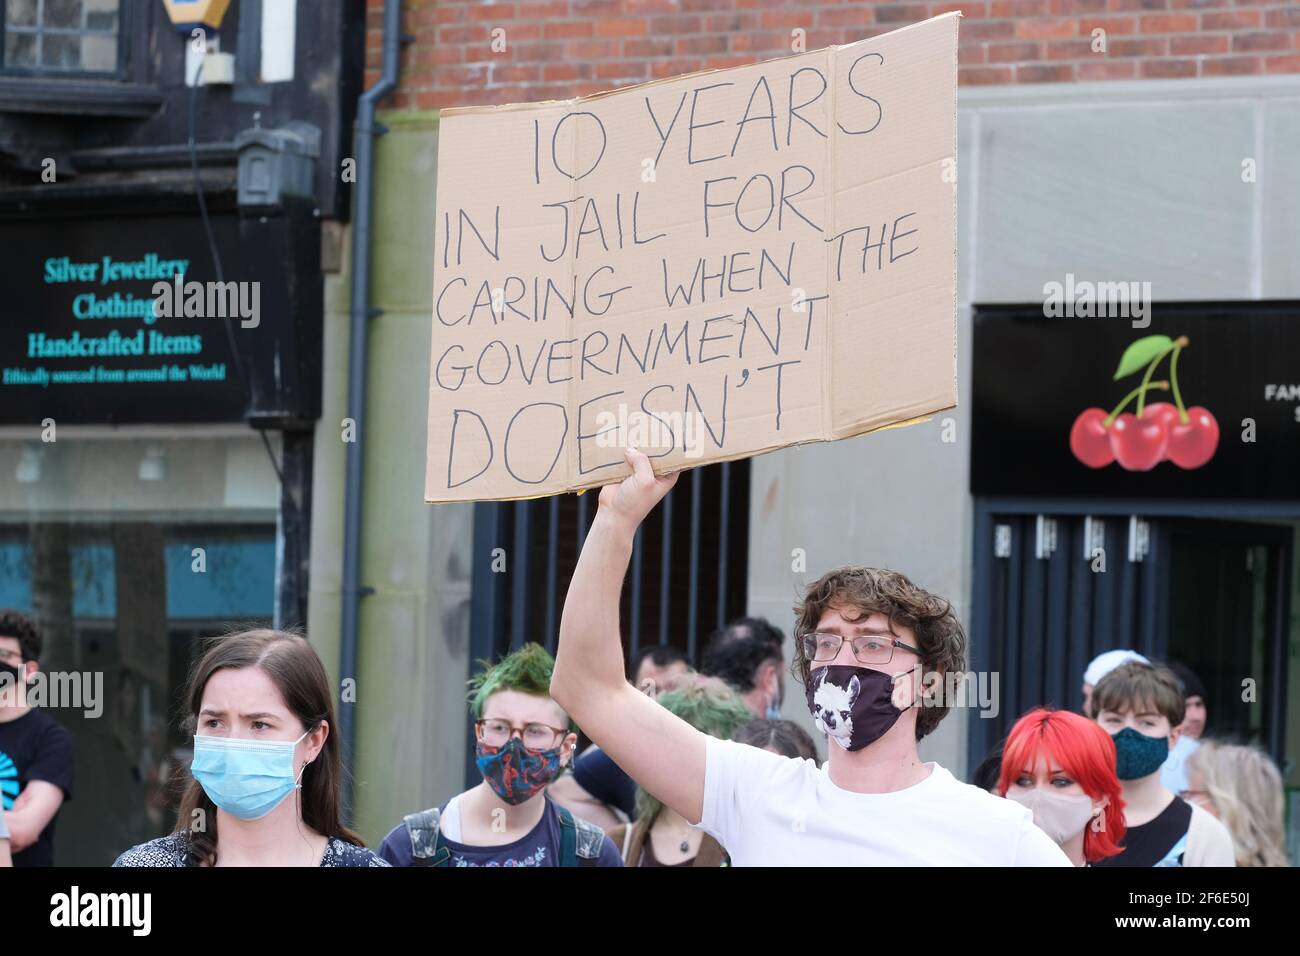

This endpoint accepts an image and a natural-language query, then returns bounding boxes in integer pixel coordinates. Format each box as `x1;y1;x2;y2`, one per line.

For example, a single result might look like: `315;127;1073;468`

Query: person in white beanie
1082;649;1150;718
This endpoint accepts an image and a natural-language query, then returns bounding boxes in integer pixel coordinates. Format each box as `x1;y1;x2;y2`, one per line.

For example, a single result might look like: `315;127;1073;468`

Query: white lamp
139;445;167;482
15;446;42;484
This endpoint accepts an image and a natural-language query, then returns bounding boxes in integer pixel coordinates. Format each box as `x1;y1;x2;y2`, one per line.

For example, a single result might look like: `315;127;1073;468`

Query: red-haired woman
998;707;1126;867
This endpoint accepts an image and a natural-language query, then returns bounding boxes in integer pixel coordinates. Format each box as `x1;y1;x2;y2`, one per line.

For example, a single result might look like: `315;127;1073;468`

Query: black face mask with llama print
805;663;917;752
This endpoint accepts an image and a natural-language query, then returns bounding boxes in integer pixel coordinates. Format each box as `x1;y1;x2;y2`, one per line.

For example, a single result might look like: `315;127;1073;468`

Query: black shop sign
0;211;322;425
971;302;1300;499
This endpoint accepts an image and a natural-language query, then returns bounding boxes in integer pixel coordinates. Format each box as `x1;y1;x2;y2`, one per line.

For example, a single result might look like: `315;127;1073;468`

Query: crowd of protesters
0;448;1291;867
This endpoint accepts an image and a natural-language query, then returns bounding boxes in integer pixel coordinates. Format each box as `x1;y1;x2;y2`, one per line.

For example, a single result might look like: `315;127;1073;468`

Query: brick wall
366;0;1300;108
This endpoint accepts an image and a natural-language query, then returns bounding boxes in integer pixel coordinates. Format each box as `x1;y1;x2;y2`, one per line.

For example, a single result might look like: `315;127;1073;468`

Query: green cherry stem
1169;336;1191;424
1136;352;1163;419
1104;380;1170;427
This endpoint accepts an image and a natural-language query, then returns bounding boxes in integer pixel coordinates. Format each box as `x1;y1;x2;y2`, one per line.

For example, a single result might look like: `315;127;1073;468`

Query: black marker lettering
645;91;688;168
684;378;728;451
504;403;568;484
435;277;468;327
687;82;735;165
434;344;470;391
736;174;775;233
778;165;821;233
552;111;607;180
890;212;919;263
698;314;736;364
838;53;884;136
702;176;737;240
447;409;493;489
456;206;500;266
787;67;828;145
576;390;626;475
580;330;613;379
732;75;778;157
755;360;800;431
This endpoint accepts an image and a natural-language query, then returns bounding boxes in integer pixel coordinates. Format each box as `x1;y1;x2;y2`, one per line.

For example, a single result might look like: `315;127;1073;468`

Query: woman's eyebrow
198;709;280;720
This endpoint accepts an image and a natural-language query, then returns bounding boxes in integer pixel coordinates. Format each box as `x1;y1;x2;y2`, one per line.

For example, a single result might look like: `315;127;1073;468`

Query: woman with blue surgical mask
114;629;387;867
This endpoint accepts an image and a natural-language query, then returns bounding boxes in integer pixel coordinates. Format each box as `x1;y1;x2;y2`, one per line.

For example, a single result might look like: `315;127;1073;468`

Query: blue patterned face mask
475;737;563;806
191;729;312;821
1111;727;1170;780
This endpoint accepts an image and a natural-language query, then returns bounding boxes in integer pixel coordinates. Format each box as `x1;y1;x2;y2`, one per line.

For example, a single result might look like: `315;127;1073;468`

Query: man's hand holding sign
425;14;958;503
425;13;961;843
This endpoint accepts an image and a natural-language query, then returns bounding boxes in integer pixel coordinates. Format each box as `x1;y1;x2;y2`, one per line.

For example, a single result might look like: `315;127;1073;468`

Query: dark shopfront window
969;302;1300;855
2;0;121;74
0;521;273;866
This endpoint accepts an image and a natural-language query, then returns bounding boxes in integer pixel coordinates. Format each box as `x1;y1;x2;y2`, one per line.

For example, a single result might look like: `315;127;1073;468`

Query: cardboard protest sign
426;13;958;503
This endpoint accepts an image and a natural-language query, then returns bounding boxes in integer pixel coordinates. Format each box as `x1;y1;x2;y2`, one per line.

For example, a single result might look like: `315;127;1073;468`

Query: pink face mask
1006;788;1096;843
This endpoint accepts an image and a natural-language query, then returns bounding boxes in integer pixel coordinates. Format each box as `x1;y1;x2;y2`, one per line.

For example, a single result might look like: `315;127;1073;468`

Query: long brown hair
174;628;361;866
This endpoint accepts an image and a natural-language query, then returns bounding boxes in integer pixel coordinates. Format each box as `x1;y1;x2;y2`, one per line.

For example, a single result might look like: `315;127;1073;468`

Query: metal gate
968;505;1292;778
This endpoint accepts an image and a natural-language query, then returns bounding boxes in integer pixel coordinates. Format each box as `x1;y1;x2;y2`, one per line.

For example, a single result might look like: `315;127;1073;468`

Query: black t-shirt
571;747;638;820
1094;795;1193;868
0;708;75;866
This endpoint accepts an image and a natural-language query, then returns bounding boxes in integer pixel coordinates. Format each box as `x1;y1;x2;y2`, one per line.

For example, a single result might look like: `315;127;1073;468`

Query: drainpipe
340;0;404;819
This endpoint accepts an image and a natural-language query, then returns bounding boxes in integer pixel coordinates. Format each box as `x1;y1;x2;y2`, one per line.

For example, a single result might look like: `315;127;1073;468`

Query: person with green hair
378;643;621;867
607;675;752;867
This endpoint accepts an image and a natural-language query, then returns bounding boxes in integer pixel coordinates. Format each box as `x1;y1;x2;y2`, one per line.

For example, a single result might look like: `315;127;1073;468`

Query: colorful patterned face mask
475;737;563;805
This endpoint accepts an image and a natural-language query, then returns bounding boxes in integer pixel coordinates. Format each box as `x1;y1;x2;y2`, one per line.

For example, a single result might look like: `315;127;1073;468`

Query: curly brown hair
0;609;41;661
792;567;967;742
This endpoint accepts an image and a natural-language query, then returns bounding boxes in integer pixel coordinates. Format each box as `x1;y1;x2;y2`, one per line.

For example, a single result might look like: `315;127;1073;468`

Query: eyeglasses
474;718;568;753
799;631;922;665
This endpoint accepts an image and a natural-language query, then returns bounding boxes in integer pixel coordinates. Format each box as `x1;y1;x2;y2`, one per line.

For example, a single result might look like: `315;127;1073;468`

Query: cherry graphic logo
1141;401;1179;432
1068;334;1219;473
1108;413;1168;471
1069;408;1113;468
1168;406;1219;469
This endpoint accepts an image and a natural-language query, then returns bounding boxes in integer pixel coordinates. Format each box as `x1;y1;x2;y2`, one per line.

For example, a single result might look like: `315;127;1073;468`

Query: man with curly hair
552;449;1070;866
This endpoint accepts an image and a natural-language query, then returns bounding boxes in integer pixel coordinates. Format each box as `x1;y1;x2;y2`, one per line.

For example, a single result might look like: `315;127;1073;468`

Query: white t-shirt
698;736;1072;866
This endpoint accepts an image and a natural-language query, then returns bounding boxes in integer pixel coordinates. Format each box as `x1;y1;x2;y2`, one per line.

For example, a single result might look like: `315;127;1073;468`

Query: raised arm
550;448;709;824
